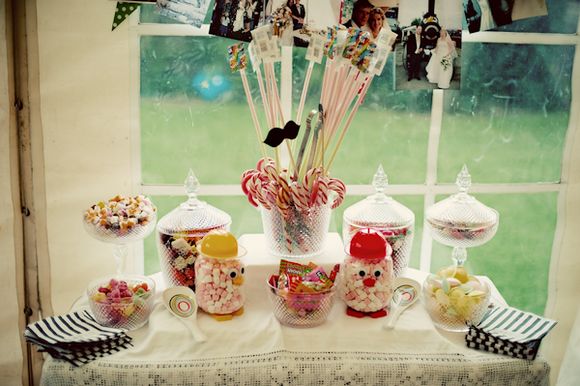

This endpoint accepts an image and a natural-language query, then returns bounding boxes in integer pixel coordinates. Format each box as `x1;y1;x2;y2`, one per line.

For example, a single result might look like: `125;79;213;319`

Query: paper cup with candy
194;230;246;321
422;265;491;332
87;275;155;330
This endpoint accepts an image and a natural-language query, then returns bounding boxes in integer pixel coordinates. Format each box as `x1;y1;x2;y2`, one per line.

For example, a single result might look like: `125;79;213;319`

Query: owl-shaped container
194;230;246;321
341;228;394;318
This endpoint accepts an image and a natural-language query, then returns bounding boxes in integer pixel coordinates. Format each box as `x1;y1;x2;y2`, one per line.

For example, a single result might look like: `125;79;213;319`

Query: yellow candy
434;288;449;306
92;292;107;303
453;267;469;283
122;304;135;317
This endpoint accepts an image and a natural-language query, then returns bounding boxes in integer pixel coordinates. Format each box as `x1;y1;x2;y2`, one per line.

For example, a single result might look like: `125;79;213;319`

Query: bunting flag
112;2;141;31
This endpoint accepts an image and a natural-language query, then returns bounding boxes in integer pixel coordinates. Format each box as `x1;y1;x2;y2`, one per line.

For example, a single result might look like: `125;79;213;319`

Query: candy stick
228;43;267;159
295;33;325;125
264;61;298;175
326;75;374;172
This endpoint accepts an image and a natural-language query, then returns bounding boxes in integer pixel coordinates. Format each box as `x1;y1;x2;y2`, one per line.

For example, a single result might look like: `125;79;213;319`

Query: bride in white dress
477;0;496;31
426;29;457;89
232;0;247;32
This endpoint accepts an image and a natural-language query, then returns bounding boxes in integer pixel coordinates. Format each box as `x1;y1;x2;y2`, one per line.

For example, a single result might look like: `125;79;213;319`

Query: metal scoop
384;278;420;330
163;286;207;342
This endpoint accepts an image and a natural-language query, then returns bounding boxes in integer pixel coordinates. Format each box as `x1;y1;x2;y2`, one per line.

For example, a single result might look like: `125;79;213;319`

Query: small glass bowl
422;275;491;332
87;275;155;330
267;280;336;328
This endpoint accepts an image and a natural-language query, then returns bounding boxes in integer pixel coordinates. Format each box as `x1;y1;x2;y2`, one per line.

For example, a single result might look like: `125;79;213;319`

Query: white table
40;233;549;385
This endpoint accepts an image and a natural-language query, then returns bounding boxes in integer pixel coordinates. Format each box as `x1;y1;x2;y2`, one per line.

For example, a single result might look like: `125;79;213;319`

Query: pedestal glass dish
83;195;157;274
424;165;499;331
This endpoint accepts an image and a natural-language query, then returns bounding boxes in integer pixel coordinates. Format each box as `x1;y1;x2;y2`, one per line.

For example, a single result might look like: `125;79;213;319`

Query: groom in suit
343;0;373;29
406;26;424;81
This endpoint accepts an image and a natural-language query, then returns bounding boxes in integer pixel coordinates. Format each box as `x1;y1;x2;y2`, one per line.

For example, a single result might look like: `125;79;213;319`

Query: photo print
463;0;548;34
394;0;463;91
157;0;213;28
209;0;265;42
341;0;400;48
264;0;342;47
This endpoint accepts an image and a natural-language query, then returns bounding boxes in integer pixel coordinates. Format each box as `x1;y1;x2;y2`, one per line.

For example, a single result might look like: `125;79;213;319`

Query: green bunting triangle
112;2;141;31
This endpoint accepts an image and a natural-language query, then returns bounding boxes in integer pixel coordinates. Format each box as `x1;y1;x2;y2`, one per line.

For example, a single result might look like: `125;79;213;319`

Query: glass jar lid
426;165;499;229
156;170;232;235
343;165;414;229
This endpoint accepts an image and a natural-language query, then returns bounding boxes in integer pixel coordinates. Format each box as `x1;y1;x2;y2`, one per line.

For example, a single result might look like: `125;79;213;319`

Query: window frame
129;10;580;319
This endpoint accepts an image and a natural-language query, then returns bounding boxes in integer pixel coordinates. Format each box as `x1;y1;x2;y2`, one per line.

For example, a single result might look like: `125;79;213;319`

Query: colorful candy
423;265;491;330
84;195;156;237
88;277;153;329
341;229;394;318
241;158;346;212
227;43;247;72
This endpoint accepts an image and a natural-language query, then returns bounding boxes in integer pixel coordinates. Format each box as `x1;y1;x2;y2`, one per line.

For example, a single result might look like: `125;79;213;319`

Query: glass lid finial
185;169;200;202
456;164;471;194
372;164;389;194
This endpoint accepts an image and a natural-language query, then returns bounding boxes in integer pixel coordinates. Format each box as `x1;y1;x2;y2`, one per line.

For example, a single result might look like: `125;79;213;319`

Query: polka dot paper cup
267;280;336;328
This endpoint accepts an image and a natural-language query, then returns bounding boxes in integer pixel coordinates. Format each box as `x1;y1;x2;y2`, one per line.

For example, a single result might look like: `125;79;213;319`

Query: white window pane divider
132;12;576;278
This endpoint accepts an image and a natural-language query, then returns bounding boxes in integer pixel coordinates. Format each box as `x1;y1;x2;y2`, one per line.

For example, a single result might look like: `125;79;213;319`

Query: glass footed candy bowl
83;194;157;274
83;194;157;244
426;165;498;250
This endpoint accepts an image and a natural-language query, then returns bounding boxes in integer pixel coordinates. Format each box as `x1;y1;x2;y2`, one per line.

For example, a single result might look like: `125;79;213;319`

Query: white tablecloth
40;234;549;385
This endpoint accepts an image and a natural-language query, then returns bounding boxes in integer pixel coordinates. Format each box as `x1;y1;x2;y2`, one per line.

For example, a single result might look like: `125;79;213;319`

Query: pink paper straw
240;70;267;159
326;75;374;171
295;61;314;125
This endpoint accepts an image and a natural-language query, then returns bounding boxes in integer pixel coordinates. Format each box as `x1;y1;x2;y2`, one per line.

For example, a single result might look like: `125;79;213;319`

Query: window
137;0;578;315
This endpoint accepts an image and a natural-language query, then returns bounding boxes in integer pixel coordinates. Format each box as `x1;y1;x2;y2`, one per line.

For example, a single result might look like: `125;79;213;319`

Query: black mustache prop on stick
263;120;300;147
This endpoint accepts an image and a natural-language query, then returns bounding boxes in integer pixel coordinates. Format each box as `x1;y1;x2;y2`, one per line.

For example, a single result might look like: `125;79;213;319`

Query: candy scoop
163;286;207;342
384;278;420;330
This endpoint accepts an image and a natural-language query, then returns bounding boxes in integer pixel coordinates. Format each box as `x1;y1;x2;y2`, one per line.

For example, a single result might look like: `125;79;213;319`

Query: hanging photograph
394;0;463;91
156;0;213;28
209;0;265;42
264;0;342;47
463;0;548;34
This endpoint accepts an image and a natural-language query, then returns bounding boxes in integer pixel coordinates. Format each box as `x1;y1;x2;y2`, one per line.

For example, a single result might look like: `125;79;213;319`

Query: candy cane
328;178;346;209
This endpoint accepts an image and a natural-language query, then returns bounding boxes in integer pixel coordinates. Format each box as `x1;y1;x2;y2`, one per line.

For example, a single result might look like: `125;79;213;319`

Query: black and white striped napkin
25;310;132;366
466;306;556;360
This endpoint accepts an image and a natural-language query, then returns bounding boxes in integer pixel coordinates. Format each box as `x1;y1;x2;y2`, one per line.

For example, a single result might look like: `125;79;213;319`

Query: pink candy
341;257;393;313
194;257;245;315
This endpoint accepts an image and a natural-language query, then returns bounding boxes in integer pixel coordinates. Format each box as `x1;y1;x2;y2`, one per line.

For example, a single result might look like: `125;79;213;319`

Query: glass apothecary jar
343;165;414;277
156;170;231;290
